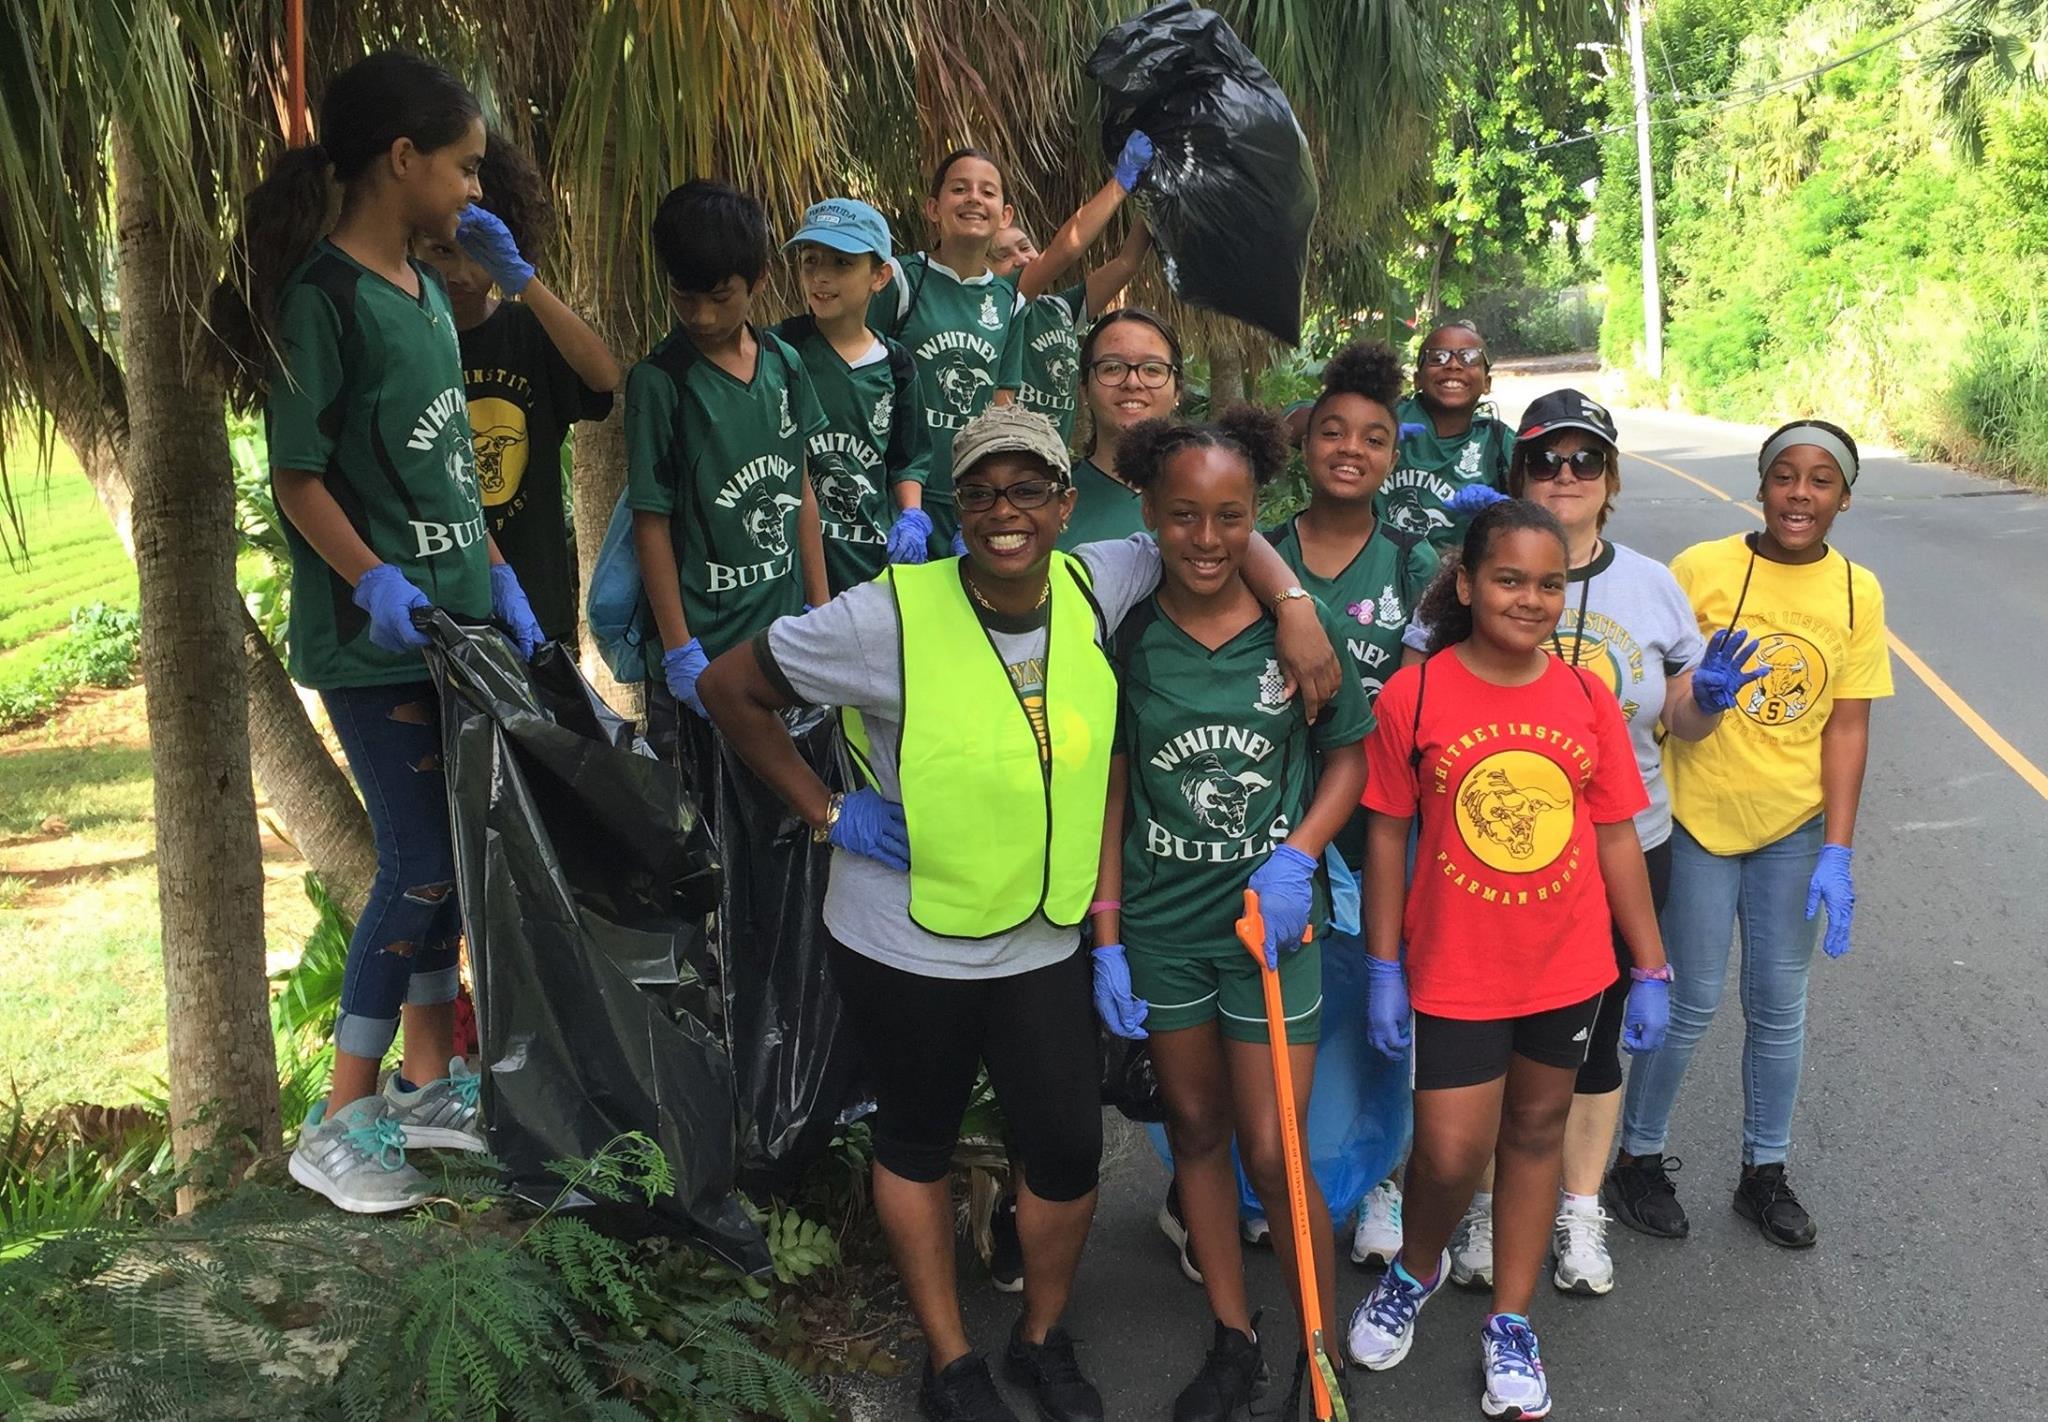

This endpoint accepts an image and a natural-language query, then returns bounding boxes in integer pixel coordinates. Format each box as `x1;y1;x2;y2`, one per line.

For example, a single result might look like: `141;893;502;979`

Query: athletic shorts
1127;940;1322;1045
1412;991;1604;1091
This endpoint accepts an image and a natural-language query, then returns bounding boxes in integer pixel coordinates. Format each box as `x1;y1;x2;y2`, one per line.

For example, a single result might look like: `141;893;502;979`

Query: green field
0;442;138;686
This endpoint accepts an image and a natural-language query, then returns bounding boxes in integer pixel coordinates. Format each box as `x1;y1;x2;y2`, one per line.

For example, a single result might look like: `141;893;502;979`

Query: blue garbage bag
1145;929;1409;1226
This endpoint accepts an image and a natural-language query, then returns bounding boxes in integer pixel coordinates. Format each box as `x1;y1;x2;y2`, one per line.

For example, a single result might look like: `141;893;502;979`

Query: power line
1521;0;1977;155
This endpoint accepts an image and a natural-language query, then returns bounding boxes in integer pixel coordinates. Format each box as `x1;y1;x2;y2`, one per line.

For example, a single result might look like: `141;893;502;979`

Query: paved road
878;384;2048;1420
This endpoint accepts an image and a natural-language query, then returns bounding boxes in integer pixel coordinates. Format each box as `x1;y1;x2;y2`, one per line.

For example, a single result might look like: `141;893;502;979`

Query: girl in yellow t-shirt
1609;420;1892;1252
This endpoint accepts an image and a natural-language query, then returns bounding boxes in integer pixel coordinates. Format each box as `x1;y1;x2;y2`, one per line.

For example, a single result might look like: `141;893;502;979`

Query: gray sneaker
381;1056;487;1152
289;1096;430;1214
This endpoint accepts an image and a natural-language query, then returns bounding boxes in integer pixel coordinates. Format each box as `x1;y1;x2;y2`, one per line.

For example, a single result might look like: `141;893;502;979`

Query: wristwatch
811;792;844;845
1629;964;1675;983
1272;585;1311;613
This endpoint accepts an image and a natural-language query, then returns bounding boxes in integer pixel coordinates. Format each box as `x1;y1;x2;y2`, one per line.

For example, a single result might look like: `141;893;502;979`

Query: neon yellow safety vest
887;554;1117;938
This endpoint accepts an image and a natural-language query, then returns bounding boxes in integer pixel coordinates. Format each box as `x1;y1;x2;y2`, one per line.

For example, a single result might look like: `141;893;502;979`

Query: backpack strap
891;255;933;341
1377;521;1428;611
1408;655;1427;775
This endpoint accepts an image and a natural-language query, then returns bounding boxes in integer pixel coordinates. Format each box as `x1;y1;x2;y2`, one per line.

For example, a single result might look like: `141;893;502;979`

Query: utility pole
1627;0;1664;379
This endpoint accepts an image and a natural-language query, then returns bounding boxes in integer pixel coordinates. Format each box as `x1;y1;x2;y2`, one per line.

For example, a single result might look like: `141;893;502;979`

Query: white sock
1469;1191;1493;1216
1561;1191;1600;1214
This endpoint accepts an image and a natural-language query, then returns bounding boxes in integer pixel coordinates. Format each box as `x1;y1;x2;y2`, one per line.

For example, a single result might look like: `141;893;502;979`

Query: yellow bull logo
1739;633;1826;726
1454;751;1576;874
1460;769;1565;861
467;398;529;505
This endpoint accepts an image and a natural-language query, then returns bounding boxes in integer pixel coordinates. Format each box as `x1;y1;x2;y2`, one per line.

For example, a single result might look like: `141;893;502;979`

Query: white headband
1759;424;1858;486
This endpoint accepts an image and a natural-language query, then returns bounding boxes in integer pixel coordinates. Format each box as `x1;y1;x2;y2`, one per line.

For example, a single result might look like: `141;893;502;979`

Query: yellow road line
1623;449;2048;805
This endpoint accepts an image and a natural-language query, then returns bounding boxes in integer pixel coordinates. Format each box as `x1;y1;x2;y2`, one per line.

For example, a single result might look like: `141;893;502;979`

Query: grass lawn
0;440;138;688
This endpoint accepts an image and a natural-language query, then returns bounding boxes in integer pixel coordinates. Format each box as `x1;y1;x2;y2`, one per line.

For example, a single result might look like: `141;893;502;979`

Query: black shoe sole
1731;1191;1818;1249
1601;1179;1690;1239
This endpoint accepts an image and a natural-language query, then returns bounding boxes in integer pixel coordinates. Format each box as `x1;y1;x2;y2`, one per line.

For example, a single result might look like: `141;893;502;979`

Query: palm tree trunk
52;351;376;920
1208;337;1246;407
113;123;279;1200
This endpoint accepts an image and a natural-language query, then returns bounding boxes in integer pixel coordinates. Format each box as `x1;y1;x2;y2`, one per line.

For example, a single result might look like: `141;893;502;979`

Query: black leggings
1576;836;1674;1094
827;941;1103;1202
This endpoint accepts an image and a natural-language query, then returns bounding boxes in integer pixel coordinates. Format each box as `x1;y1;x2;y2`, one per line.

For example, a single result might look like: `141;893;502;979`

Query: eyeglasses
1419;347;1488;369
953;478;1066;512
1526;448;1609;482
1087;357;1179;389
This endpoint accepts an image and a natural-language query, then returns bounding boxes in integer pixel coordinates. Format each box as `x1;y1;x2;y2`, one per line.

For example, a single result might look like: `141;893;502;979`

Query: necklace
965;570;1048;615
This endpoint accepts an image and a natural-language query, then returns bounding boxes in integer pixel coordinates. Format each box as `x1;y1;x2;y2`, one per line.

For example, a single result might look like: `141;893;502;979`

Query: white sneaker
1551;1197;1616;1296
381;1056;487;1152
288;1096;430;1214
1346;1249;1448;1371
1480;1313;1552;1418
1240;1214;1271;1247
1350;1177;1403;1267
1449;1198;1494;1290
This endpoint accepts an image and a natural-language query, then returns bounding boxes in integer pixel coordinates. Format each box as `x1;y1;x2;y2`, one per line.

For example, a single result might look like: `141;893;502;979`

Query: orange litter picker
1234;888;1348;1422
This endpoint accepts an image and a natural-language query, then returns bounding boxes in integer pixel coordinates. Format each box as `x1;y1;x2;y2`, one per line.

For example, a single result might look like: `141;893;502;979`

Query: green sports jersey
771;316;931;593
1114;595;1372;960
1014;283;1088;444
868;253;1025;507
622;325;828;661
1374;393;1514;552
266;241;491;690
1265;516;1439;709
1057;457;1145;552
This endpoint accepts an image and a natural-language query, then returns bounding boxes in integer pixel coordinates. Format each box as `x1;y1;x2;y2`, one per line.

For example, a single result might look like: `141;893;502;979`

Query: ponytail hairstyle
1117;404;1288;495
211;51;481;408
1417;499;1569;655
1310;340;1402;420
477;129;554;257
1079;306;1185;457
929;146;1008;202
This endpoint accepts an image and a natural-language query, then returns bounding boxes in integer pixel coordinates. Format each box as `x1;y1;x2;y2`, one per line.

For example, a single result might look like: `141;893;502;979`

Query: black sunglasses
1526;448;1609;481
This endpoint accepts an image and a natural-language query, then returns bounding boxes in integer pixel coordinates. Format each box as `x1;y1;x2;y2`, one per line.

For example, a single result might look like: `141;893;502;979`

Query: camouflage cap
949;404;1072;485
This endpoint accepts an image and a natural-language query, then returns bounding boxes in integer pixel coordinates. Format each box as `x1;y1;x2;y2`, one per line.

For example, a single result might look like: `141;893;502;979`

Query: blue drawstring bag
586;493;654;682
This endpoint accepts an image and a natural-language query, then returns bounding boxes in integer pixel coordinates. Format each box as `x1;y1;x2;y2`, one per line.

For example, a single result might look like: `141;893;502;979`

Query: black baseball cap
1516;389;1619;449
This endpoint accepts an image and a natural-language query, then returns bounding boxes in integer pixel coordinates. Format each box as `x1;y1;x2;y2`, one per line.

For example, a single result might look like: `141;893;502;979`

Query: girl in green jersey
213;52;548;1214
1094;408;1370;1421
1057;308;1186;551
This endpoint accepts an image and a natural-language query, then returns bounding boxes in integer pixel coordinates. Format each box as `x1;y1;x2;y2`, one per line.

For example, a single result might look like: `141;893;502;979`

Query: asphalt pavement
873;381;2048;1421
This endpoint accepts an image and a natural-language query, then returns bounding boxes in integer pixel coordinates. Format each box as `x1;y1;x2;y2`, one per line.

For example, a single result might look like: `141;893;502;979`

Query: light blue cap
785;198;893;261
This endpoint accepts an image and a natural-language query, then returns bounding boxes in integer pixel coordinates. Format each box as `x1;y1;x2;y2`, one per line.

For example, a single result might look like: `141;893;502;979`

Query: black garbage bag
422;613;768;1273
1087;0;1320;345
678;708;861;1194
1100;1030;1166;1124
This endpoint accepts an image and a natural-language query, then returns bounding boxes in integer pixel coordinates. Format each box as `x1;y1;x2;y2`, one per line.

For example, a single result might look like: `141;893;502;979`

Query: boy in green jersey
772;199;934;592
1374;321;1513;551
625;180;834;730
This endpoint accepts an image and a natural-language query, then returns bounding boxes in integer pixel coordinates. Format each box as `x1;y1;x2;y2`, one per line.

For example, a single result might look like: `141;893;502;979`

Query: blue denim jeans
1620;816;1823;1167
320;681;463;1059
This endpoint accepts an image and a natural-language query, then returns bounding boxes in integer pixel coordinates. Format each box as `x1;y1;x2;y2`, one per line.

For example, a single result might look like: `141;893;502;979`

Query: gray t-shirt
762;535;1162;978
1397;540;1703;848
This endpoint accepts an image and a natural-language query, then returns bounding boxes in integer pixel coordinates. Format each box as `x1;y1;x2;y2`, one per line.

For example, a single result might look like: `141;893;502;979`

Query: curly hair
478;130;555;257
1310;340;1403;421
1117;404;1288;494
1415;499;1569;655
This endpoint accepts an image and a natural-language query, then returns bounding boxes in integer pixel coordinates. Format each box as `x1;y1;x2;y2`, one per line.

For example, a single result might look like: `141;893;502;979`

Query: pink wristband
1089;899;1121;915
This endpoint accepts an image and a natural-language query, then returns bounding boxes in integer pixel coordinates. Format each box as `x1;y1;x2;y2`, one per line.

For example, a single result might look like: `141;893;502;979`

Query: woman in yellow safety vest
699;404;1341;1422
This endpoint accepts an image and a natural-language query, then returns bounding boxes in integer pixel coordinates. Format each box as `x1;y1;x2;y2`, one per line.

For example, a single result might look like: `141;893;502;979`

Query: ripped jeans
320;681;462;1060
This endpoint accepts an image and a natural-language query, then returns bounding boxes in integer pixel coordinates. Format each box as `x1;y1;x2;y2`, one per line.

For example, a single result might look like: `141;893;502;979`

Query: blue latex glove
950;528;967;558
1806;844;1856;959
1622;971;1670;1053
1447;484;1510;516
489;563;545;661
887;508;933;565
1091;944;1149;1039
1114;130;1156;192
828;787;910;871
1247;844;1318;969
352;564;432;654
1365;956;1412;1060
662;639;710;718
1398;421;1428;441
1690;628;1770;715
455;202;534;295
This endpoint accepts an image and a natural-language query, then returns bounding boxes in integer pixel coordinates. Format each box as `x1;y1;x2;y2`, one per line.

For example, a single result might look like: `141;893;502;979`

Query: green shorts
1126;940;1322;1045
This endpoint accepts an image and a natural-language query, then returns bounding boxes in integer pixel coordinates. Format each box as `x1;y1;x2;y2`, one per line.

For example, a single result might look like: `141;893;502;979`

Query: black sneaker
1269;1350;1353;1420
1157;1178;1205;1286
920;1351;1021;1422
990;1190;1024;1293
1734;1163;1818;1249
1603;1152;1690;1239
1173;1316;1267;1422
1003;1322;1104;1422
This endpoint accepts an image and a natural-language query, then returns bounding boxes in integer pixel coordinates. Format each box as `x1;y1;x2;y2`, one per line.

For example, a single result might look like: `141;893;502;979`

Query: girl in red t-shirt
1346;500;1672;1419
